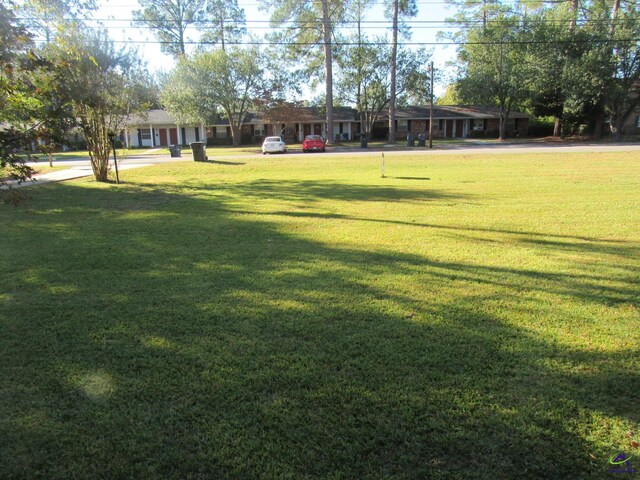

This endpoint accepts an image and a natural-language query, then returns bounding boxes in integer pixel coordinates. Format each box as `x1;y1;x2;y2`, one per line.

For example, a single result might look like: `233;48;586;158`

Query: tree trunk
609;0;621;38
612;113;623;142
593;110;605;139
569;0;578;32
221;19;226;52
83;111;111;182
357;0;363;137
553;117;561;137
230;121;241;146
388;0;398;144
321;0;334;145
498;107;508;141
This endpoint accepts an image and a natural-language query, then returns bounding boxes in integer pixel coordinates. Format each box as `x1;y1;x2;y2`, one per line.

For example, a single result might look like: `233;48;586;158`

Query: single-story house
208;107;360;144
380;105;530;140
123;110;206;148
123;106;530;147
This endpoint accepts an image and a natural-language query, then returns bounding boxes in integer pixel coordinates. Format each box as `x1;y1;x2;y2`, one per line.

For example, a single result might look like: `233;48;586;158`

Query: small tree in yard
1;1;37;202
161;47;264;147
45;31;150;181
336;36;431;138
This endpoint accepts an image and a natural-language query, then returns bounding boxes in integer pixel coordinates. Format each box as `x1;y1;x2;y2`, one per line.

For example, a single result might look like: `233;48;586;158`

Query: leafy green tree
201;0;246;51
337;36;431;137
603;0;639;139
133;0;205;58
436;84;460;105
45;31;152;181
1;1;36;201
161;47;264;146
260;0;353;143
16;0;96;43
455;11;535;139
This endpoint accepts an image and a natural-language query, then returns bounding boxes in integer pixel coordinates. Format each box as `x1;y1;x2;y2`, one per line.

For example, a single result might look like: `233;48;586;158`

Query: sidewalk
2;163;153;189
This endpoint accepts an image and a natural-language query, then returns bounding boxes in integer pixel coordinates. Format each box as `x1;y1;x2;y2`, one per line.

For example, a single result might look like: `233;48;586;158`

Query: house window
472;119;485;131
397;120;408;131
140;128;151;139
254;124;264;136
636;116;640;128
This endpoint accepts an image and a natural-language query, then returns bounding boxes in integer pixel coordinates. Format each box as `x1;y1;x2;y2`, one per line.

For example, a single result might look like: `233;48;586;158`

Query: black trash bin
169;144;182;158
418;133;426;147
360;135;368;148
189;142;207;162
407;133;415;147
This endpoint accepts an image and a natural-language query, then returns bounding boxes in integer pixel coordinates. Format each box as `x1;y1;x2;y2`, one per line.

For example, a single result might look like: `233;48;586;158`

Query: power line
32;37;640;46
17;16;638;27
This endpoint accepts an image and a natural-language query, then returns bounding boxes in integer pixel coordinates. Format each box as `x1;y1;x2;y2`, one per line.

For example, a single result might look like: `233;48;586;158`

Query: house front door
314;123;322;135
446;120;454;138
456;120;464;138
169;128;178;145
159;129;168;146
304;124;311;136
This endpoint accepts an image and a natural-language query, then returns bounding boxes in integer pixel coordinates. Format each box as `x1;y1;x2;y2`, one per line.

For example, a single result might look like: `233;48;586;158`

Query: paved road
7;141;639;188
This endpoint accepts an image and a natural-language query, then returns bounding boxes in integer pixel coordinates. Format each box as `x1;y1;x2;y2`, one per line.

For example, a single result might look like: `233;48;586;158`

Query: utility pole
429;61;434;149
388;0;399;144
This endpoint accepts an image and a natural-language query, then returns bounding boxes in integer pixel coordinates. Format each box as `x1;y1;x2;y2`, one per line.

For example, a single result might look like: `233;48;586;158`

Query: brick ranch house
123;106;529;146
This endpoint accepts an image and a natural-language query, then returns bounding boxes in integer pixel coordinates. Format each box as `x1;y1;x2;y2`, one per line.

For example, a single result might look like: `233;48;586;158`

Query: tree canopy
161;47;265;146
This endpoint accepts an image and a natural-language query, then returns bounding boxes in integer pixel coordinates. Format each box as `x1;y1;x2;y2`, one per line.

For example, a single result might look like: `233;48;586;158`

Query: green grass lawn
1;151;639;478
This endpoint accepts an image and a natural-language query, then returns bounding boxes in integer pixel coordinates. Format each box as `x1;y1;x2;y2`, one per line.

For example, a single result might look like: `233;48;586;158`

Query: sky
91;0;460;96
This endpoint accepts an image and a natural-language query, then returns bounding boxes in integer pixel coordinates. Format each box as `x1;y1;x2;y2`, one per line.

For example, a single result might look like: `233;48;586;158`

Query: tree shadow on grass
132;178;474;205
0;181;638;479
203;159;246;165
249;209;637;260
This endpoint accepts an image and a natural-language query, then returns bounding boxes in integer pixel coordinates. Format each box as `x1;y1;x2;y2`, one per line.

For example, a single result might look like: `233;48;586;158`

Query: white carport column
201;123;205;143
149;123;154;147
298;123;303;142
124;129;129;148
177;124;181;146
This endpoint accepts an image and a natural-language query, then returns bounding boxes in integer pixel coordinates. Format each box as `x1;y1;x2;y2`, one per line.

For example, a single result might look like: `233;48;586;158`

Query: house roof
126;105;528;127
211;107;359;126
393;105;529;120
126;109;177;125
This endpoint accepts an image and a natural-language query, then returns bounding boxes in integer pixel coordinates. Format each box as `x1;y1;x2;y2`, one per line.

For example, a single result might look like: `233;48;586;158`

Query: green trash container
190;142;207;162
418;134;426;147
406;133;415;147
360;135;368;148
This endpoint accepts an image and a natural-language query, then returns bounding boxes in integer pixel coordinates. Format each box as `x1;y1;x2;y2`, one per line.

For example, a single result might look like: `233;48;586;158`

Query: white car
262;136;287;154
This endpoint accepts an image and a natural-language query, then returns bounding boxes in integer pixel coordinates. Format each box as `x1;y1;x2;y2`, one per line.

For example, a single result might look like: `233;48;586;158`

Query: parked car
262;136;287;154
302;135;326;153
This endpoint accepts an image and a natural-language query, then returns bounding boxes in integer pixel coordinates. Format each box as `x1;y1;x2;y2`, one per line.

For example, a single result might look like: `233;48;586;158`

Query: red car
302;135;326;153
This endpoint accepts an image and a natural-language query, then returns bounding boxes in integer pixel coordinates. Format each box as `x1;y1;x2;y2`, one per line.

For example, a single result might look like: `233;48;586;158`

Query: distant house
123;106;529;147
382;106;529;140
124;110;206;148
208;107;359;144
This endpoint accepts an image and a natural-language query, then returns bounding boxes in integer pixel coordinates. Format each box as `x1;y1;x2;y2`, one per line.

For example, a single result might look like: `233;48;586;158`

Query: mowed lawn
1;151;638;479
